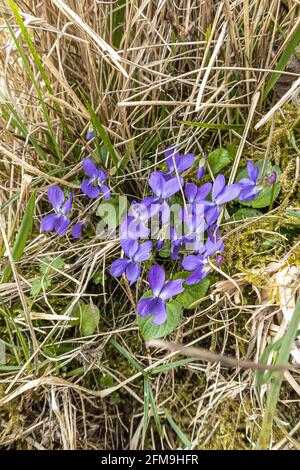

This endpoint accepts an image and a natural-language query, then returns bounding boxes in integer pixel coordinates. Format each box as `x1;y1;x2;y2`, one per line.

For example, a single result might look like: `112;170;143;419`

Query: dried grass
0;0;299;450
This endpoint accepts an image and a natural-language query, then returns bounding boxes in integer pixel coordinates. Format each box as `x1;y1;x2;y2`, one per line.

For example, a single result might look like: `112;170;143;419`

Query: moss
198;399;253;450
0;386;27;449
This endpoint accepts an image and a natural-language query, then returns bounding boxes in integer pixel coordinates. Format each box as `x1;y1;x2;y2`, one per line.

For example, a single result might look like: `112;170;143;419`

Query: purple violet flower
71;221;89;238
40;185;72;236
203;174;241;208
120;200;160;240
164;147;195;176
238;162;262;202
205;205;220;226
81;157;111;200
184;182;212;206
137;265;184;325
110;239;152;285
145;171;182;224
86;129;95;141
182;238;224;285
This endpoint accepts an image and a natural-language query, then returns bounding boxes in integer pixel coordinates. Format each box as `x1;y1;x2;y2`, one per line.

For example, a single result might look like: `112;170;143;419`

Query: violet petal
176;153;195;173
212;174;226;200
100;184;111;200
82;157;97;178
133;241;152;262
182;254;204;271
186;267;209;285
54;216;70;235
110;258;130;277
40;213;57;232
152;298;167;325
148;265;165;296
216;184;241;205
159;279;184;301
137;297;155;318
120;239;139;258
149;172;165;198
61;193;73;215
162;176;181;198
47;185;64;210
71;222;83;238
185;183;198;203
125;262;141;285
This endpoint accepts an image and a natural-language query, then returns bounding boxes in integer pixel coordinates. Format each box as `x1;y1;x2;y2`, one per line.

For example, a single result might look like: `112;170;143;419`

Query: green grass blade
141;375;150;448
2;191;36;283
80;92;119;167
257;299;300;449
164;409;192;449
5;18;61;160
111;339;145;374
112;0;126;48
148;386;162;436
286;210;300;220
7;0;72;143
117;140;134;172
0;98;48;161
263;25;300;100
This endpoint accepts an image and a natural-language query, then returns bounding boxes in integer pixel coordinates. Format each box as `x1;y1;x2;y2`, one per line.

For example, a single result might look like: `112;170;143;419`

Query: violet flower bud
216;254;223;266
269;171;277;185
196;152;208;180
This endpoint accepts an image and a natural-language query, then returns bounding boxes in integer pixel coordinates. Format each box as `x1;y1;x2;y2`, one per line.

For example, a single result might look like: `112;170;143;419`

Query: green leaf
99;374;114;389
137;300;182;340
39;257;65;275
232;208;261;221
158;240;171;258
72;301;100;336
173;271;210;309
2;191;36;283
30;276;51;297
30;279;42;297
237;159;281;209
207;148;232;174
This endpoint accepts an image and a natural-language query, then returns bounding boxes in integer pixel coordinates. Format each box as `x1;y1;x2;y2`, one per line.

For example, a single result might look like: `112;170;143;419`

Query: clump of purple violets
40;138;275;327
109;146;273;325
40;131;111;237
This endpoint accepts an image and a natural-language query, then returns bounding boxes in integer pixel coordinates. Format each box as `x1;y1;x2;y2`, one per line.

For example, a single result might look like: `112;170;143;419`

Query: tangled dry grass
0;0;299;450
